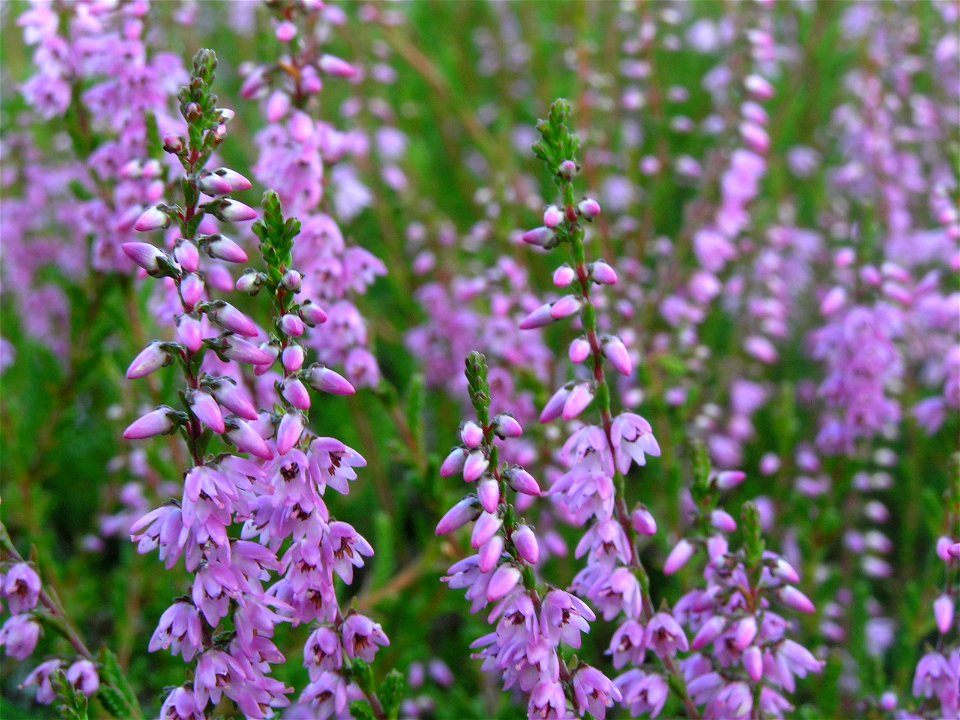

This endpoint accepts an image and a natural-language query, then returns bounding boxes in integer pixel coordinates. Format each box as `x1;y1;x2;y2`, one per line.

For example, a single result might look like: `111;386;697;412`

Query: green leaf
98;648;143;719
379;670;406;720
349;701;377;720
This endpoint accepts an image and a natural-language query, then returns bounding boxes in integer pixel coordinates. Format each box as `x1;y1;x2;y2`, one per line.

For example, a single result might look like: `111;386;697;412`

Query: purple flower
610;413;661;474
3;563;41;614
572;666;621;720
342;613;389;662
0;614;40;660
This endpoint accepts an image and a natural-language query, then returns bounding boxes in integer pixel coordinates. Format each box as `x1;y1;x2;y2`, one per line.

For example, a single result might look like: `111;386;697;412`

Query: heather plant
1;2;958;720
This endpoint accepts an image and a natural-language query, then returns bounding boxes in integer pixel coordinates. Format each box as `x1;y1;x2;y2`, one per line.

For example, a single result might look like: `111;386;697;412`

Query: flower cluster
240;0;392;389
438;351;619;718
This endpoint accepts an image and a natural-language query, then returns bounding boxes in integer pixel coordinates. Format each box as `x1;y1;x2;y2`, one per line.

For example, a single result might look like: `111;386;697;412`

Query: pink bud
716;471;746;491
710;509;737;533
180;273;204;307
436;497;478;535
578;198;601;218
779;586;816;614
540;386;571;423
236;270;261;294
189;391;224;434
934;595;954;635
590;260;618;285
550;295;581;320
519;303;555;330
603;336;632;376
520;226;554;248
471;512;502;549
558;160;578;179
479;535;504;573
569;338;591;364
505;467;540;496
494;414;522;438
632;507;657;536
211;380;258;420
440;447;467;478
275;20;297;42
283;270;303;291
299;301;328;326
220;200;257;222
664;539;695;575
133;206;169;232
734;617;758;650
743;646;763;682
461;421;484;449
123;407;175;439
206;236;248;264
280;314;305;337
227;419;273;460
514;525;540;564
554;265;576;287
266;90;290;122
692;616;725;650
745;74;774;100
210;302;258;337
215;168;252;192
463;451;489;483
174;241;200;272
282;345;305;373
307;366;355;395
543;205;564;228
122;242;166;273
486;565;521;601
223;337;274;365
772;557;801;584
281;379;312;410
319;54;357;78
198;173;232;196
821;287;848;316
478;478;500;514
562;383;594;420
174;315;202;353
127;342;168;379
277;412;304;454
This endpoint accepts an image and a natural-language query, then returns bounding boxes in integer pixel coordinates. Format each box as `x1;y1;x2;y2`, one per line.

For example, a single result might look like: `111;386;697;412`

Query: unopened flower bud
236;270;262;294
514;525;540;564
553;265;576;287
461;421;484;449
590;261;618;285
505;466;540;496
283;270;303;291
543;205;564;228
477;478;500;514
578;198;601;219
174;240;200;272
281;378;312;410
307;365;356;395
220;199;257;222
299;301;328;326
558;160;578;179
123;407;176;439
122;242;167;273
207;235;249;264
521;227;554;248
280;314;305;337
494;414;522;438
282;345;304;373
319;54;357;78
436;497;479;535
127;342;169;379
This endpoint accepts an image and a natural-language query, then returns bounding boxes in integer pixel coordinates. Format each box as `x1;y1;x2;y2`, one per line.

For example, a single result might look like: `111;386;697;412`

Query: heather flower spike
438;352;615;716
120;51;389;718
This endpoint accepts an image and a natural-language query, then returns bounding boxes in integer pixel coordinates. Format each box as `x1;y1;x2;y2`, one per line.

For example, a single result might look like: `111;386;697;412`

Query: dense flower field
0;1;958;719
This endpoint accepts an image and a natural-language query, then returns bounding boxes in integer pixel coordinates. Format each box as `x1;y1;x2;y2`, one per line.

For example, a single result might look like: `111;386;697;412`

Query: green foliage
252;190;302;285
531;98;581;180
